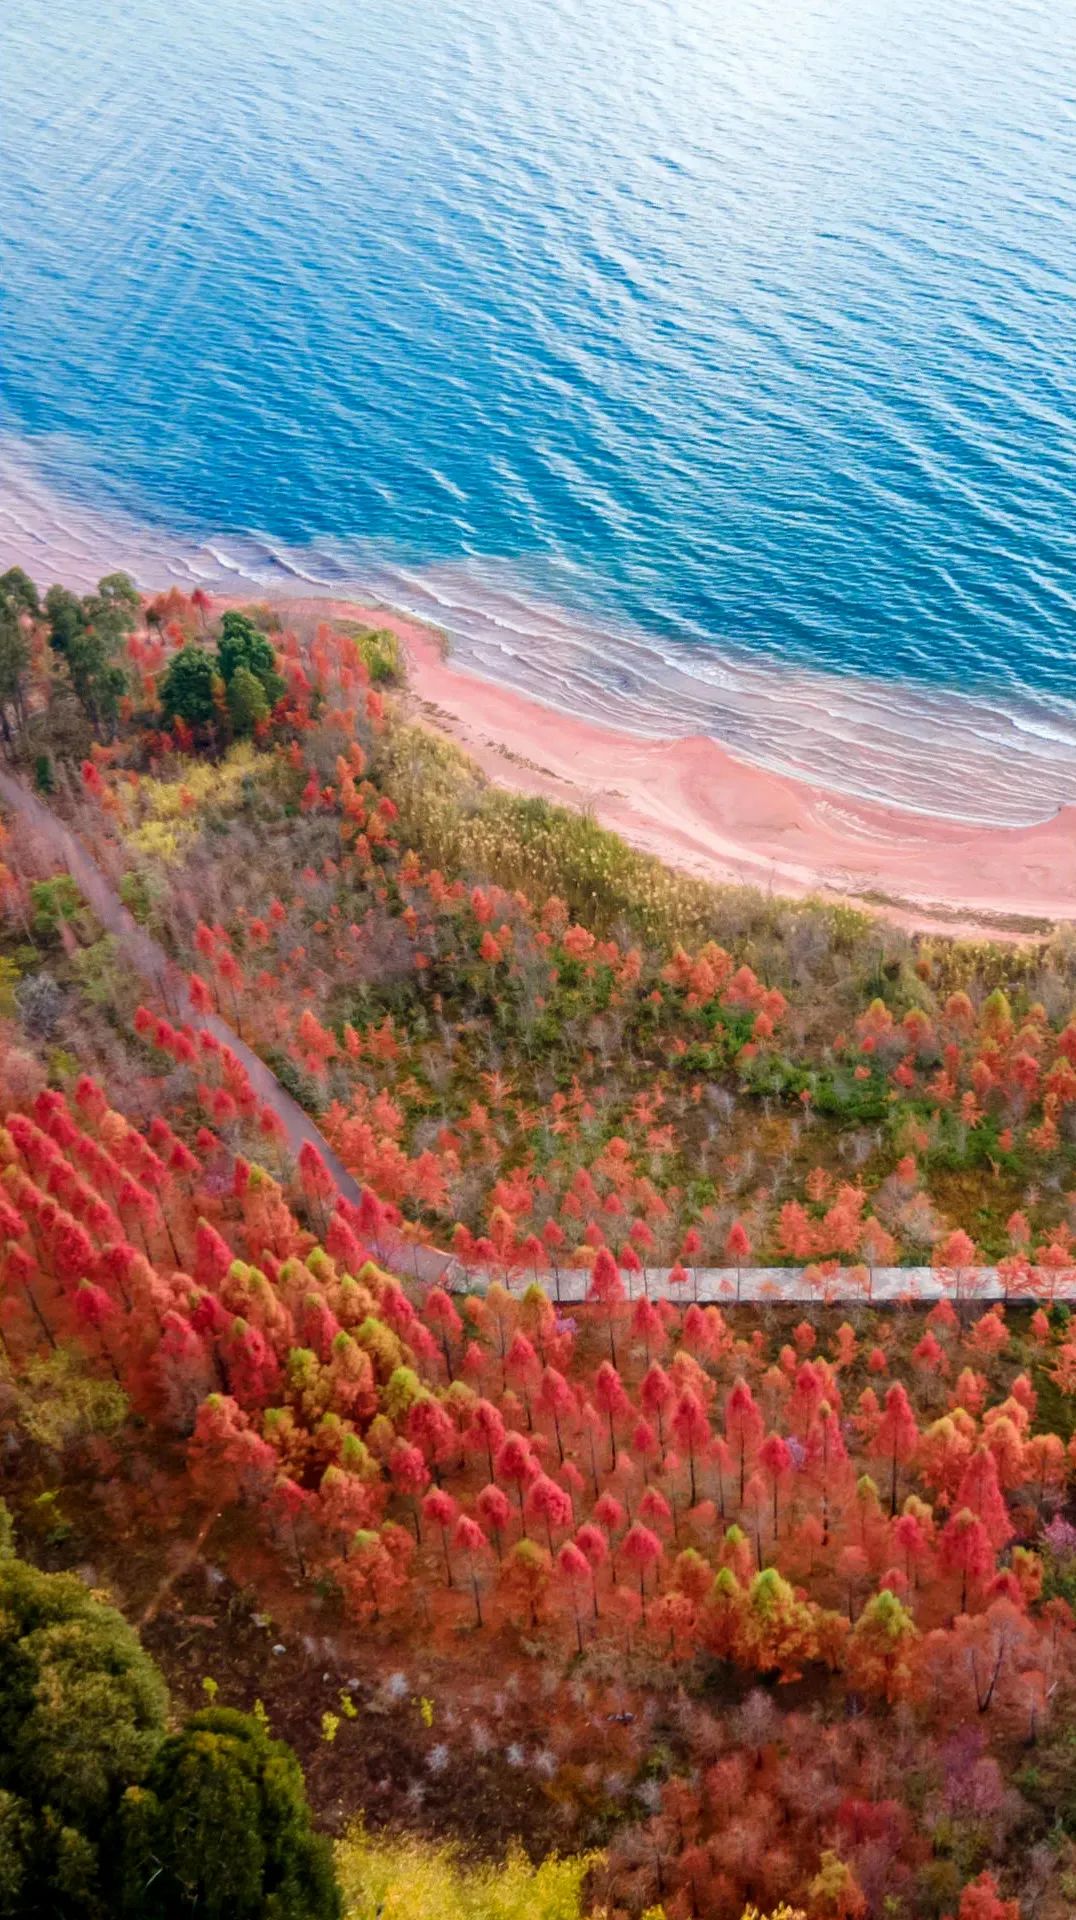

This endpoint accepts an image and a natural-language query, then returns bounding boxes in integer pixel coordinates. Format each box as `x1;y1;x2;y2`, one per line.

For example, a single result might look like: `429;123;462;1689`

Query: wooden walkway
437;1264;1073;1306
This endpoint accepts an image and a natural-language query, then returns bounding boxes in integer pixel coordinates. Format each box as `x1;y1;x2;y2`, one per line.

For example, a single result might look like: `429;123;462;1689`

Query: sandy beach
286;596;1076;942
3;449;1076;941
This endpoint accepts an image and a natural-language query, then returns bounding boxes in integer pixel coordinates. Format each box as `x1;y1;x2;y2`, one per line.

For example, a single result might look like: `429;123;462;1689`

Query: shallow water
2;0;1076;822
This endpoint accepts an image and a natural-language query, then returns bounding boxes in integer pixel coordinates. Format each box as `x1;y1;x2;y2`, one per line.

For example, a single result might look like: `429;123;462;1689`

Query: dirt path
0;766;456;1285
1;767;1069;1308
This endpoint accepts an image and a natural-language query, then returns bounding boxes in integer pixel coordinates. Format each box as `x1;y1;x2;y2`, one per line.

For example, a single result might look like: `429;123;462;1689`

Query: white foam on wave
3;436;1076;830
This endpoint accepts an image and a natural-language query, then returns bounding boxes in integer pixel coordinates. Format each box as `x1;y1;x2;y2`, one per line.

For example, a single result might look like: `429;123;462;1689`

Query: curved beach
280;596;1076;940
3;450;1076;940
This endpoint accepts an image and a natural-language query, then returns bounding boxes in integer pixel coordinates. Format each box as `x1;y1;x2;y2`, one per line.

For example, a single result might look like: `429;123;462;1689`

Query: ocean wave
3;438;1076;830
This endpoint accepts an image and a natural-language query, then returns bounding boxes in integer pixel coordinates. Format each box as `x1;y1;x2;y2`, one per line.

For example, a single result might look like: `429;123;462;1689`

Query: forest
1;565;1075;1917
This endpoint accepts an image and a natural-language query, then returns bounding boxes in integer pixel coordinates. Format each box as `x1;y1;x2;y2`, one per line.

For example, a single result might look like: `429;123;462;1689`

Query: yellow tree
846;1588;919;1702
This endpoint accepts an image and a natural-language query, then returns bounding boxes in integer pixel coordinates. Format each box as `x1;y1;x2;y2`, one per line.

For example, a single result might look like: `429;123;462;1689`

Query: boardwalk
447;1264;1075;1306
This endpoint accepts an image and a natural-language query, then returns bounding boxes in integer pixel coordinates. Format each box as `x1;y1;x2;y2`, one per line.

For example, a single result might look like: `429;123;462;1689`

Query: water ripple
2;0;1076;825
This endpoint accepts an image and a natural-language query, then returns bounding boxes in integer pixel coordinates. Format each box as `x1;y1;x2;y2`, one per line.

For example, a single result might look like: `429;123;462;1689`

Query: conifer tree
119;1707;340;1920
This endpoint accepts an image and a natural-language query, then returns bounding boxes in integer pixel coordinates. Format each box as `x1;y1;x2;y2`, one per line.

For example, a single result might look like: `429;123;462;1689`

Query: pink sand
267;595;1076;941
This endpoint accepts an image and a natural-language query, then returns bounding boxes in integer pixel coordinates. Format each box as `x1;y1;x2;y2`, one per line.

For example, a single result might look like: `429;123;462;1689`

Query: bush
349;625;403;685
334;1827;594;1920
14;971;64;1039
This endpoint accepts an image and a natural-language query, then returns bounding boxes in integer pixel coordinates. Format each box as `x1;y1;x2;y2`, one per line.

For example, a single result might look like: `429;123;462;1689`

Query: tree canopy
227;660;271;734
44;575;134;737
0;566;40;618
217;611;284;709
119;1707;340;1920
0;1555;340;1919
159;643;220;729
0;573;31;745
160;615;282;735
0;1558;169;1915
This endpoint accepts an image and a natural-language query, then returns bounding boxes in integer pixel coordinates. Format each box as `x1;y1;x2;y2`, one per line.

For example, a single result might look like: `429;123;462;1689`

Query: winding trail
0;766;455;1286
2;766;1071;1307
0;769;364;1191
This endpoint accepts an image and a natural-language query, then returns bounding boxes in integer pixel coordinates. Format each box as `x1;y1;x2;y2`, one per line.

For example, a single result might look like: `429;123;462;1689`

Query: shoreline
3;457;1074;936
6;442;1076;839
263;592;1076;941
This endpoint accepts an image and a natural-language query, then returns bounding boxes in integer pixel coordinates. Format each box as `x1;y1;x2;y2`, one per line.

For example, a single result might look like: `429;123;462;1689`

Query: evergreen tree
0;606;28;748
0;1559;169;1916
119;1707;341;1920
44;575;131;737
227;661;271;734
0;1791;32;1917
0;567;37;750
217;610;284;708
0;565;40;617
44;584;85;655
159;643;220;730
88;573;141;623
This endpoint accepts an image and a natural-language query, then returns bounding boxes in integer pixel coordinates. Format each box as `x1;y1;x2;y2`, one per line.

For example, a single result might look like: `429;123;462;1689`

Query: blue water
3;0;1076;820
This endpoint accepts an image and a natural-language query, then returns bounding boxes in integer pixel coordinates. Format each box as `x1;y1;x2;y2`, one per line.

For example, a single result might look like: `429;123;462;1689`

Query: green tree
65;631;127;736
0;566;41;617
119;1707;340;1920
227;661;271;735
217;611;284;707
0;1790;33;1917
44;584;85;655
0;1559;169;1916
0;571;34;750
30;873;84;940
351;624;402;685
45;579;130;738
159;643;220;730
119;868;160;925
0;615;29;747
87;573;140;623
71;932;123;1008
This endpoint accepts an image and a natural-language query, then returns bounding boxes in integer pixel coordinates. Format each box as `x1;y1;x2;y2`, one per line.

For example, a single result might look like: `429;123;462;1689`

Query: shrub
334;1827;595;1920
348;625;403;685
14;971;63;1039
